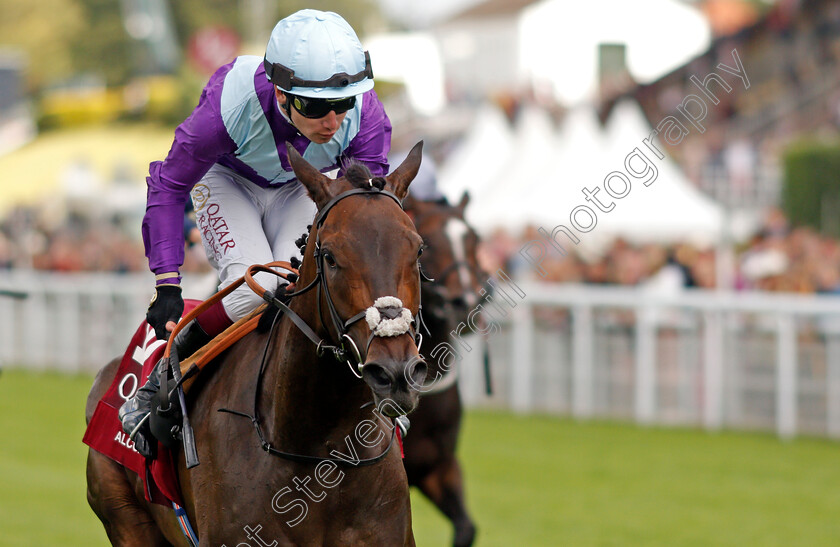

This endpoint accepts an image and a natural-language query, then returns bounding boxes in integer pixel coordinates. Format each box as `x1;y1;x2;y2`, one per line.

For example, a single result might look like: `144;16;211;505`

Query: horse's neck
261;289;373;451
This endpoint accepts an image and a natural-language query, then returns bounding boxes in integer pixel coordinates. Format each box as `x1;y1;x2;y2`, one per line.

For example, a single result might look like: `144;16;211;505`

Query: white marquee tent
437;102;514;204
593;99;724;245
438;98;724;247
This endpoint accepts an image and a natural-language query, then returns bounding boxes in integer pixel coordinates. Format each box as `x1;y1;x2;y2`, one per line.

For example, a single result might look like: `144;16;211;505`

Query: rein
219;185;419;466
218;307;396;467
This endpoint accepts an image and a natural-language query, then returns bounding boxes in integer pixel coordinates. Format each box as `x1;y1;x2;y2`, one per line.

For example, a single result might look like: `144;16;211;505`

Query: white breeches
191;164;317;321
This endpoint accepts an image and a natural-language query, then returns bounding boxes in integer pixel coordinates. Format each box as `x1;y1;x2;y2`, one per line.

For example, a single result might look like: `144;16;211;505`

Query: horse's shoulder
86;357;121;424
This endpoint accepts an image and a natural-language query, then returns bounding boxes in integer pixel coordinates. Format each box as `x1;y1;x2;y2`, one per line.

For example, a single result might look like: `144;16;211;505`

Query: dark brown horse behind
86;144;427;546
403;192;484;547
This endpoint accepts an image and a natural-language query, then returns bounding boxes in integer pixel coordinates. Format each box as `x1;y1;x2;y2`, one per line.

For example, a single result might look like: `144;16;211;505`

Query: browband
314;187;402;228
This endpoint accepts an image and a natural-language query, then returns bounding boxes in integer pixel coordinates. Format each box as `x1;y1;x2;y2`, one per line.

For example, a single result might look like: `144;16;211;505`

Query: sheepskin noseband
365;297;413;337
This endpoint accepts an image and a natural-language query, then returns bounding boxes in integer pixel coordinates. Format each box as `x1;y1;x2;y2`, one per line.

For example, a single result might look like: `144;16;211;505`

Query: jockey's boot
118;361;162;458
118;321;214;458
172;320;213;361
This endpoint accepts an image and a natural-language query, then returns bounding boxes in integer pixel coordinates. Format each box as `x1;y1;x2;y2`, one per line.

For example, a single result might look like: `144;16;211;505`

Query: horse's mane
344;161;386;190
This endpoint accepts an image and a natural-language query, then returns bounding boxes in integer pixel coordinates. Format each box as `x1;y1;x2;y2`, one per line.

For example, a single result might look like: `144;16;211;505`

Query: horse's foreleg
418;457;476;547
86;449;174;547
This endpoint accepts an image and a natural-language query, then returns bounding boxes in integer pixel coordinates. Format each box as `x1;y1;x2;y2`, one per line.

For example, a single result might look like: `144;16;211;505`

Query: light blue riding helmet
264;10;374;99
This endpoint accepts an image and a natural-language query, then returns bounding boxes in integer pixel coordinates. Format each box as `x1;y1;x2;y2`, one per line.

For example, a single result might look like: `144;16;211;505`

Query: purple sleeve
142;68;237;276
339;90;392;176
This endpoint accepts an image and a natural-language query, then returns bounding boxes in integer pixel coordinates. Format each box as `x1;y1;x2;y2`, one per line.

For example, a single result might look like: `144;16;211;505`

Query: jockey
120;9;392;457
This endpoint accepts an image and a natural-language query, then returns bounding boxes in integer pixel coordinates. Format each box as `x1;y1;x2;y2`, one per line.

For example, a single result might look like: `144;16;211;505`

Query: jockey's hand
147;285;184;340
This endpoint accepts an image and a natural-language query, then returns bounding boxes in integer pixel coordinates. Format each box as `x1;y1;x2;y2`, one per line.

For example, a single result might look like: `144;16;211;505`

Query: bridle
246;185;426;379
412;209;485;308
219;184;427;467
408;206;494;396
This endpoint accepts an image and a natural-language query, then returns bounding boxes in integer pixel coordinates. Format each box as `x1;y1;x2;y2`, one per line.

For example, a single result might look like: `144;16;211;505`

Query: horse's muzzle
361;352;427;416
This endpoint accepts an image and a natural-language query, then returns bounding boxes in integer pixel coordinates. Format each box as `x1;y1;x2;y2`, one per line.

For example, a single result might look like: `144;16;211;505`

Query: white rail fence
456;282;840;440
0;271;211;373
3;272;840;439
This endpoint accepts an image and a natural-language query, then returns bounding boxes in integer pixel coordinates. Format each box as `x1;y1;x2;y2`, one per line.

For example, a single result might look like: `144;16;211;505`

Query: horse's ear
456;191;470;215
286;143;332;208
386;141;423;200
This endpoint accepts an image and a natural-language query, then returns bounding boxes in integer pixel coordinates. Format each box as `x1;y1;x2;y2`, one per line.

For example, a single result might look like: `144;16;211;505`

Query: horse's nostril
362;364;392;390
451;297;467;309
408;359;428;388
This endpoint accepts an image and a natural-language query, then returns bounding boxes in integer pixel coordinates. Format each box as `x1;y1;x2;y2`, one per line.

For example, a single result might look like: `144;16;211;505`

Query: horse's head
287;142;427;416
405;192;484;326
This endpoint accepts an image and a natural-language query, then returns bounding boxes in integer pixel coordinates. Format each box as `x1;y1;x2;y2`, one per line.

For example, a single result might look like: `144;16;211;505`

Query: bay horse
403;192;484;547
86;143;428;546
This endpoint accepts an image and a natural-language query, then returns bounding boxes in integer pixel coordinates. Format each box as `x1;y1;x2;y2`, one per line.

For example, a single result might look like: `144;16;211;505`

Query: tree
0;0;88;90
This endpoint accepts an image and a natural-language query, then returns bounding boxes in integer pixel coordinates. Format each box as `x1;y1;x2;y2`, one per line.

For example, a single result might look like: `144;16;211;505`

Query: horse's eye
417;245;426;258
323;252;337;268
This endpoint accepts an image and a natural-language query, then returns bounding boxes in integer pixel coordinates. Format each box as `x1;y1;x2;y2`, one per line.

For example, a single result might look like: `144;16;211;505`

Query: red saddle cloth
83;300;201;506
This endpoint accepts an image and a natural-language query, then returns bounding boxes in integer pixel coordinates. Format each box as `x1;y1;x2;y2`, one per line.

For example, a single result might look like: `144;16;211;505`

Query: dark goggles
288;94;357;119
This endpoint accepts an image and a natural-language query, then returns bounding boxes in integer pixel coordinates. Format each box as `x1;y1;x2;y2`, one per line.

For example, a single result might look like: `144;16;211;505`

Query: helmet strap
276;91;299;130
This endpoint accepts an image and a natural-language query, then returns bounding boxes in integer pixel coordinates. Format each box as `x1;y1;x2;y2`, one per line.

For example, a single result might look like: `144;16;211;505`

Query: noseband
256;186;424;378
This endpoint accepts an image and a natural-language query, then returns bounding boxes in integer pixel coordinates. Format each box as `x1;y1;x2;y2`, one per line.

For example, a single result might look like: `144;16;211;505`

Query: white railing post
572;304;593;418
56;291;80;372
0;296;15;366
635;306;657;424
827;334;840;438
703;310;724;430
23;288;48;369
776;313;797;440
510;298;534;413
457;333;483;407
88;291;115;370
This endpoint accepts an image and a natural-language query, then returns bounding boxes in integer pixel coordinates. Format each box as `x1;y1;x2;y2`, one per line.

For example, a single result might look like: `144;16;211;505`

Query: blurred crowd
478;207;840;295
2;202;840;295
628;0;840;207
0;204;210;274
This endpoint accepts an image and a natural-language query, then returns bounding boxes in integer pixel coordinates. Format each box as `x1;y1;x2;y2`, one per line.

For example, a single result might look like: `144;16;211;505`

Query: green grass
2;369;840;546
0;369;108;546
414;413;840;546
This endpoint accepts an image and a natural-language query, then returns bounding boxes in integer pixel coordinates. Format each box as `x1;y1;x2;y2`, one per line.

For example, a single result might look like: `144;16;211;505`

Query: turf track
1;369;839;546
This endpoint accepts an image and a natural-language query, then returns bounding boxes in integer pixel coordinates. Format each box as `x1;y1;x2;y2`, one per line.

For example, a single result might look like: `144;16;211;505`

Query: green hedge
782;140;840;236
782;139;840;237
